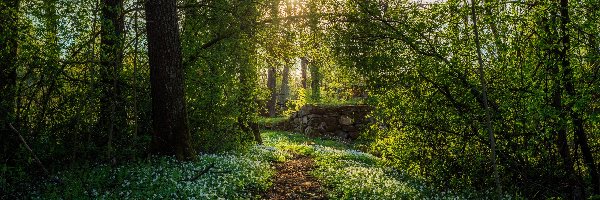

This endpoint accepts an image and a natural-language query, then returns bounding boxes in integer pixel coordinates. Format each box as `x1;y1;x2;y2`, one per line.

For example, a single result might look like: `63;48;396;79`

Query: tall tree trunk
559;0;598;194
278;64;290;110
542;0;580;196
99;0;126;160
145;0;194;161
267;67;277;117
470;0;501;195
132;4;139;141
584;10;600;195
37;0;60;132
0;0;19;163
301;57;308;89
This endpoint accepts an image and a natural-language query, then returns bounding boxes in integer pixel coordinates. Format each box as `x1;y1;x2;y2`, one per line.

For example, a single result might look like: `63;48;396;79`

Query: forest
1;0;599;199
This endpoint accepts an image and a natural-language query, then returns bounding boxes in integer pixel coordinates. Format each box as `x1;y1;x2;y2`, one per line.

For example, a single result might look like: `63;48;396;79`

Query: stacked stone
286;105;372;140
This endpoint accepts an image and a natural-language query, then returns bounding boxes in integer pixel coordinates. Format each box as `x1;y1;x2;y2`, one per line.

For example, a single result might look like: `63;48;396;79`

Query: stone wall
282;104;372;140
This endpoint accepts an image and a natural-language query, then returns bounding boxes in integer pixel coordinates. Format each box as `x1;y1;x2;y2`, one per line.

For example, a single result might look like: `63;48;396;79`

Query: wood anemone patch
262;155;327;200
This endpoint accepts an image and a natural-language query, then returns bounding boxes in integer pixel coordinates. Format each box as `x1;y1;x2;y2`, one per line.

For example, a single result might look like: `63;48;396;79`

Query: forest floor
18;130;488;199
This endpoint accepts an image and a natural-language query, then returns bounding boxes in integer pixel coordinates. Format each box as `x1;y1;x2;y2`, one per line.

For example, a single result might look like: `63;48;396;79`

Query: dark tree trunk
559;0;599;194
0;0;19;163
99;0;126;159
36;0;60;132
301;57;308;89
544;0;582;197
267;67;277;117
145;0;194;161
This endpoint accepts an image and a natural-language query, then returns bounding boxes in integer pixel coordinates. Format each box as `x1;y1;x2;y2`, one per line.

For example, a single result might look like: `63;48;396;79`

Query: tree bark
301;57;308;89
278;64;290;110
99;0;126;159
145;0;195;161
267;67;277;117
542;0;581;196
0;0;19;163
559;0;598;194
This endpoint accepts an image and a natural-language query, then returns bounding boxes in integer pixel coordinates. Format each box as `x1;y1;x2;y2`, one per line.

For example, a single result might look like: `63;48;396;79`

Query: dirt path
262;155;327;200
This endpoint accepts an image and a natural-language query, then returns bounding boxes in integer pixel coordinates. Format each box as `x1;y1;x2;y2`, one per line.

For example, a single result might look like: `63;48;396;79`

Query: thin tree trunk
470;0;501;195
37;0;60;133
267;67;277;117
559;0;598;194
301;57;308;89
0;0;19;164
542;1;580;196
132;5;139;141
278;64;290;110
99;0;126;159
145;0;195;161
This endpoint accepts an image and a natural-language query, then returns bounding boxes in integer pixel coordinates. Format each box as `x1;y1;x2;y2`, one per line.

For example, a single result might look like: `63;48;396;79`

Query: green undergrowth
29;147;283;199
25;131;516;199
263;130;516;199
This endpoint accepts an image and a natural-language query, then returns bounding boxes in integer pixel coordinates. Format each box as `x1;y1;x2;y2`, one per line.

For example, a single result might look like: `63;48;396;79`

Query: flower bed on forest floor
26;131;512;199
30;147;280;199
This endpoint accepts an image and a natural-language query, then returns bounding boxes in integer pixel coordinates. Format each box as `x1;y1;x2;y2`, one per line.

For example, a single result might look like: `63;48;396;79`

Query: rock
336;131;348;139
339;115;353;125
342;125;358;132
304;126;315;136
279;104;373;141
317;122;327;132
348;131;360;139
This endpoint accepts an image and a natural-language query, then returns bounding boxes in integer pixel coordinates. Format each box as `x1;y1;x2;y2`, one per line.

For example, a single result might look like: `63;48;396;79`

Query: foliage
23;146;279;199
3;0;599;198
328;0;600;198
257;116;289;126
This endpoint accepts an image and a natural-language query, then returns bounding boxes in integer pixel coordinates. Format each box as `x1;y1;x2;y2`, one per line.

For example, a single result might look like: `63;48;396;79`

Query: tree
301;57;308;89
0;0;19;163
99;0;126;159
470;0;500;194
267;67;277;117
145;0;194;160
278;62;290;110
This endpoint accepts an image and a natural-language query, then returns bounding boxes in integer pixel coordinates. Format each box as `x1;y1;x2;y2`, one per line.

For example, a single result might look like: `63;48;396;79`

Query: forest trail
262;155;327;200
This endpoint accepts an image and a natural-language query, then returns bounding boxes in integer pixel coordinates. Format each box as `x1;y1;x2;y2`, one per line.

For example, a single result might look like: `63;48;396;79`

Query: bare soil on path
262;155;327;200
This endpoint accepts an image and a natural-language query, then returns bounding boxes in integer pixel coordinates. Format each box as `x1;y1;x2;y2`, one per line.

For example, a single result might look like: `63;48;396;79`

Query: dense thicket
328;0;600;198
